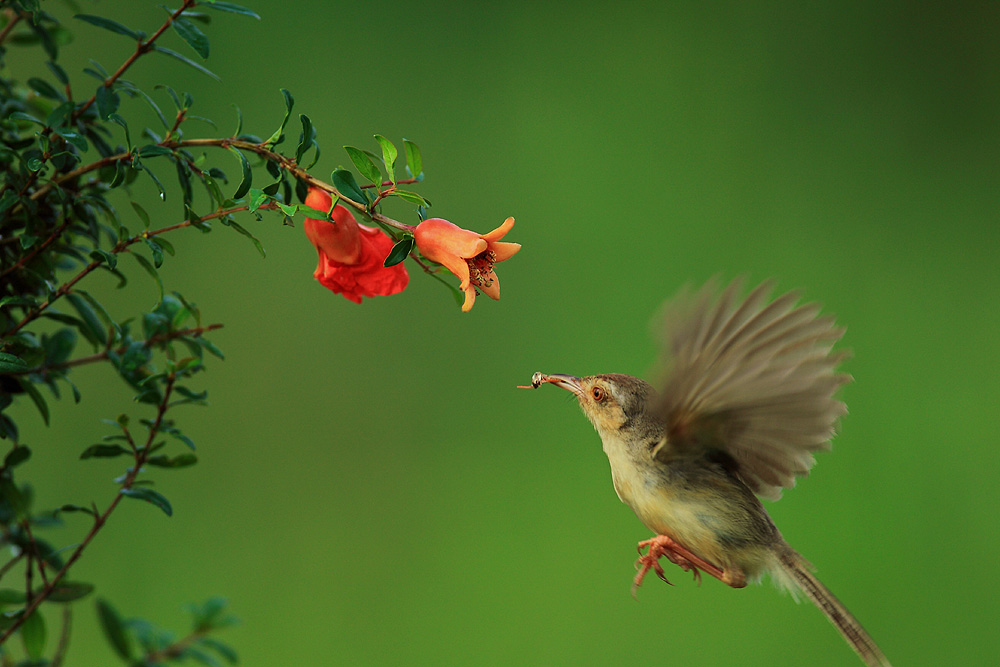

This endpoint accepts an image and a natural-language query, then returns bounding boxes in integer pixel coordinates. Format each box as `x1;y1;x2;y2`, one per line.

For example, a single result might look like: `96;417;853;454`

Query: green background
8;1;1000;665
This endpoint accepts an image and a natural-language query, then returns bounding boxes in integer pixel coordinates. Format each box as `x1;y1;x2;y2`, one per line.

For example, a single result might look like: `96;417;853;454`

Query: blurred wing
652;277;851;500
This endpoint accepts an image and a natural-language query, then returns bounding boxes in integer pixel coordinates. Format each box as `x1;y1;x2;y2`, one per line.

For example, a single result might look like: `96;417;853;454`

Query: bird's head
527;372;660;444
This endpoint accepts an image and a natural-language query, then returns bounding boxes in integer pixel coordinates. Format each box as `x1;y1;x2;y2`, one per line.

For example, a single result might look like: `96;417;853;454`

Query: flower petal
438;252;473;291
481;216;515;243
475;269;501;300
414;219;486;260
303;187;409;302
461;283;477;312
303;213;362;265
304;186;332;213
488;241;521;262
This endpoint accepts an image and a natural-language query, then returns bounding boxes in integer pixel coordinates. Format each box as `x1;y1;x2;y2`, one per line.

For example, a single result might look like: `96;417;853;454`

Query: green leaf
27;77;61;100
43;328;78;364
8;111;45;126
225;220;265;258
0;352;28;373
0;191;19;214
144;237;164;268
108;112;131;149
295;114;315;164
96;85;119;120
139;163;166;200
80;444;131;459
197;636;239;664
172;15;210;59
90;248;118;269
131;201;151;228
248;189;268;213
58;504;97;517
232;104;243;136
344;146;383;185
121;487;173;517
74;14;141;40
331;169;367;206
97;598;133;660
154;235;176;256
0;589;26;604
20;381;49;425
20;609;46;659
383;236;413;267
4;447;31;469
146;453;197;468
204;1;260;18
76;291;121;339
394;189;431;207
403;139;423;179
0;296;37;308
59;130;89;152
152;45;220;81
138;145;173;158
46;101;75;129
197;338;224;361
47;60;70;85
133;254;164;300
66;292;107;344
45;581;95;603
124;83;169;129
228;147;251;199
374;135;397;183
264;89;294;146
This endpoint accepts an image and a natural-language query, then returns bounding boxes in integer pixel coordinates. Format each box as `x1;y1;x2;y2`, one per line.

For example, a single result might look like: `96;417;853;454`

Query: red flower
414;217;520;312
302;187;409;303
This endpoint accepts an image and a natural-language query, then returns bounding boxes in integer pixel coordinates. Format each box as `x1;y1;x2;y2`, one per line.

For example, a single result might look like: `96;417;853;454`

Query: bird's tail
773;549;892;667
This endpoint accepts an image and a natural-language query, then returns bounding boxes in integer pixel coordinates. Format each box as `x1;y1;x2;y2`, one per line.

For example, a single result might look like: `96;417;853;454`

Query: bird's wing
651;277;851;500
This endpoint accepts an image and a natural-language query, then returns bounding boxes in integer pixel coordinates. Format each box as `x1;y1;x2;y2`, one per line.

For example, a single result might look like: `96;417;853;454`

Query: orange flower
302;187;409;303
414;217;520;312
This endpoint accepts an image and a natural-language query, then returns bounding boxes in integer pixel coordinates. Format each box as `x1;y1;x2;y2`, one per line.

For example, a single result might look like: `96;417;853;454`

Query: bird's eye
592;386;606;402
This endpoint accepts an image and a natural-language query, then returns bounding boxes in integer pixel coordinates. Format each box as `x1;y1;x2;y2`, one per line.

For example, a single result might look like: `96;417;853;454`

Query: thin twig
0;9;25;47
0;220;70;280
144;629;205;663
0;374;177;646
20;520;50;588
3;324;224;376
360;177;421;189
0;0;196;202
72;0;198;122
3;204;270;338
51;607;72;667
0;552;24;583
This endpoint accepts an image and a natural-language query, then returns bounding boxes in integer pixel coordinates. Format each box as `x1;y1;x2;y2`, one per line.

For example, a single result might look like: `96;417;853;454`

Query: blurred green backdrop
8;1;1000;665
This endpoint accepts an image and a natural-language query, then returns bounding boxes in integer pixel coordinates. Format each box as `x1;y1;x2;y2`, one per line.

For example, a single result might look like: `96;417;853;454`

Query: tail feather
775;551;892;667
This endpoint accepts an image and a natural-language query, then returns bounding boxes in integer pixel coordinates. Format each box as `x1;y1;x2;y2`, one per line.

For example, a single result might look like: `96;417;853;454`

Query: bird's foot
632;535;727;597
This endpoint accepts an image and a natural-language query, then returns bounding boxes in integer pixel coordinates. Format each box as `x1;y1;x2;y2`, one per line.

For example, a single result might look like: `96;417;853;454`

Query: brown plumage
526;278;891;667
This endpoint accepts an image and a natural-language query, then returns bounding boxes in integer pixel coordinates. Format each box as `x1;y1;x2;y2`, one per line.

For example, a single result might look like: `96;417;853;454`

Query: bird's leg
633;535;732;595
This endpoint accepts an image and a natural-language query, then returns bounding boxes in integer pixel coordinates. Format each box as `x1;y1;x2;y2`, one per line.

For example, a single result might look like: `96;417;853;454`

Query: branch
0;8;25;47
0;0;197;201
143;629;205;663
169;138;416;232
12;138;417;273
2;204;273;338
0;374;178;646
73;0;198;122
2;324;224;377
50;607;72;667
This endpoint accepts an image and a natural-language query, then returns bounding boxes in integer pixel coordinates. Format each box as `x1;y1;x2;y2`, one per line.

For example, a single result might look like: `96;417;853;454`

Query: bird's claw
632;535;704;595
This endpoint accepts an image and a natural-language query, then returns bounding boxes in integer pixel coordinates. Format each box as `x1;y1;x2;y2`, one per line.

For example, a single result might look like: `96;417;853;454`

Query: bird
521;277;891;667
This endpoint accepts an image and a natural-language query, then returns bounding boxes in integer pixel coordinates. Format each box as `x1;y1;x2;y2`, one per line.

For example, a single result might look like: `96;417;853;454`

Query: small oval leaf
383;236;414;267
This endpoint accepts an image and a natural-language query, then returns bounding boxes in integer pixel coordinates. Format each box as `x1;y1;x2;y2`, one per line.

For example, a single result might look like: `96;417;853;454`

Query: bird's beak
519;372;584;396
